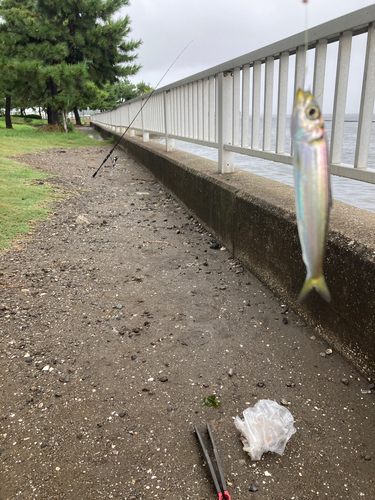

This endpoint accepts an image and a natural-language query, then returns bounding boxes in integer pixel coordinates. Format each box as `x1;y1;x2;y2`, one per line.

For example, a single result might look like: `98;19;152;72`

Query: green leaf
201;394;221;407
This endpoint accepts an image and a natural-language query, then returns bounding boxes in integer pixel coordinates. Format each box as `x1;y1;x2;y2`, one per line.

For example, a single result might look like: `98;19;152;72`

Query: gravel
0;142;374;499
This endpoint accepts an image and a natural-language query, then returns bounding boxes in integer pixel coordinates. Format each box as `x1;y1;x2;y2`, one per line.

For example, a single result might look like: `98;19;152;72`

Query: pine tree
0;0;38;128
0;0;141;127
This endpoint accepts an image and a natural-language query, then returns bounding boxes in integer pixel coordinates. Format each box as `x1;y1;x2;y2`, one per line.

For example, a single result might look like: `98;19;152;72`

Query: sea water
156;115;375;214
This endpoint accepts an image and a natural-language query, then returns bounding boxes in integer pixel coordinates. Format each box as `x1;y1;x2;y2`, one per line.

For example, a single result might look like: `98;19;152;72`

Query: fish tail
298;274;331;303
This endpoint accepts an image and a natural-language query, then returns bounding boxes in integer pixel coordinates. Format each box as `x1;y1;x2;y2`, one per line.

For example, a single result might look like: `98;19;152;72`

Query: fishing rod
92;40;193;178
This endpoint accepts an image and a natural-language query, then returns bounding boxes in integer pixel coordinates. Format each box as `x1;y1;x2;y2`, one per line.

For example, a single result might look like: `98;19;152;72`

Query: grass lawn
0;116;110;250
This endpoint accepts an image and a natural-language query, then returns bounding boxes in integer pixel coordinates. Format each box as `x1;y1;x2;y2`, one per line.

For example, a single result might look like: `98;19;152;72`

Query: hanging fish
292;89;331;303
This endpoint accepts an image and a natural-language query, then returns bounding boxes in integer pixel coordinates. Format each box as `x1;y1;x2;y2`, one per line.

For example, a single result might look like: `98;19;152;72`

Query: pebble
341;378;349;386
257;382;265;388
59;374;70;383
42;365;50;371
361;389;372;394
119;411;127;418
228;368;234;377
159;376;168;382
131;355;137;360
282;317;288;324
368;383;375;390
326;348;333;355
280;398;289;406
249;485;258;492
364;455;372;460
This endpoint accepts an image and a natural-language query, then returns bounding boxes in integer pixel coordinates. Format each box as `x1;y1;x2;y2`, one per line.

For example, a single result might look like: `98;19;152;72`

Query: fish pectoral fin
298;274;331;303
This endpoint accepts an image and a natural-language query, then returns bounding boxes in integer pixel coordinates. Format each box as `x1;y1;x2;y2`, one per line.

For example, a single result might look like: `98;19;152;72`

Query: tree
0;0;141;128
112;78;153;104
0;0;38;128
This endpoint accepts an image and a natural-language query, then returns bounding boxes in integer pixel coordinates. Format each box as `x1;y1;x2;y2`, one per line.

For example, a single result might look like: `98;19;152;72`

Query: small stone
368;383;375;390
249;485;258;492
364;455;372;461
59;374;70;383
210;242;220;249
31;386;38;392
257;382;265;388
119;411;127;418
282;317;288;324
118;326;127;336
55;392;62;398
115;304;123;310
228;368;234;377
280;398;289;406
42;365;50;371
26;397;33;403
159;376;168;383
320;352;326;358
341;378;349;386
131;355;137;360
239;459;246;466
40;442;47;449
325;348;333;355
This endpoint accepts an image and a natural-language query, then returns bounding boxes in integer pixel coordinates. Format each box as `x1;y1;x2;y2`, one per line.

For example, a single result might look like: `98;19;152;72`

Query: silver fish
292;89;332;302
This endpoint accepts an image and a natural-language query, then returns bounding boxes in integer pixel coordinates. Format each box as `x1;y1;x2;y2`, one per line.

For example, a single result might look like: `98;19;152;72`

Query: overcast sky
120;0;375;113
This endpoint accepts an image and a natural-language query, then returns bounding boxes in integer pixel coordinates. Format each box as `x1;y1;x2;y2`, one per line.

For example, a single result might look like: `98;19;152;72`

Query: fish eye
306;105;320;120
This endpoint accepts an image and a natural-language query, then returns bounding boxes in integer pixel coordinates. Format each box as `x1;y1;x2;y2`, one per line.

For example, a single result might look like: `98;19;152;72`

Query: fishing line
92;40;193;178
303;0;309;88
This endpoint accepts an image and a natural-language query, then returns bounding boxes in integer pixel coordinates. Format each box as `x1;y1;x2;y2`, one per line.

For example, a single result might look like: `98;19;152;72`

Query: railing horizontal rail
92;5;375;186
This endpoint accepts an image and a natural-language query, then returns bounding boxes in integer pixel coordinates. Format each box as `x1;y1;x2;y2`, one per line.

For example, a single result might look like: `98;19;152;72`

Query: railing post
355;22;375;169
203;78;209;141
217;71;234;173
233;66;241;146
209;75;215;143
313;38;327;109
330;30;352;165
263;56;274;151
276;52;289;154
252;60;261;149
141;99;149;142
241;64;250;148
163;91;174;152
127;105;135;136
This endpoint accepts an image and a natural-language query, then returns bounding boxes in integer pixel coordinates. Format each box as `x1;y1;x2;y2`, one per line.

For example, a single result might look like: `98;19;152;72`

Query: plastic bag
235;399;296;460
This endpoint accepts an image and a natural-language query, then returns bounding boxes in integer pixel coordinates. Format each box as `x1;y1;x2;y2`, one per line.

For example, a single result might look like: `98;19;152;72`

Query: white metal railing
92;5;375;185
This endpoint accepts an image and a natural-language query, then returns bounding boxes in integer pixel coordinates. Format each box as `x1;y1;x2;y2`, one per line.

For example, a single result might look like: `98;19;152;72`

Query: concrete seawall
92;124;375;378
